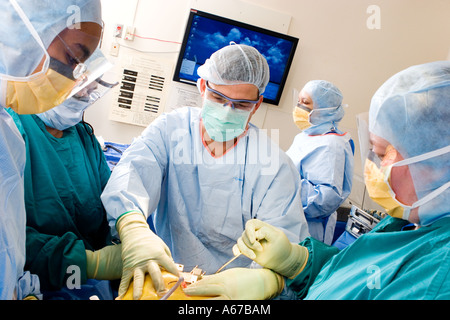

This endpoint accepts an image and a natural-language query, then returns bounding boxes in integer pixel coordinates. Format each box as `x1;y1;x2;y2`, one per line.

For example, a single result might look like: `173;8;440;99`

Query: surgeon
185;61;450;300
286;80;354;244
7;74;122;299
101;42;309;300
0;0;119;300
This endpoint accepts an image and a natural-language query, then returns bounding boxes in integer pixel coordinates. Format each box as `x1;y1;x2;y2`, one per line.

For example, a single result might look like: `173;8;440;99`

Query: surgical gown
102;107;309;274
288;215;450;299
286;123;354;244
7;111;112;291
0;108;40;300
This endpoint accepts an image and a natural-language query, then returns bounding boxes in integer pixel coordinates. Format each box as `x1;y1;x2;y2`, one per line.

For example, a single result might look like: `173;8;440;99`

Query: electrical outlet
124;26;135;41
114;24;124;38
110;42;120;57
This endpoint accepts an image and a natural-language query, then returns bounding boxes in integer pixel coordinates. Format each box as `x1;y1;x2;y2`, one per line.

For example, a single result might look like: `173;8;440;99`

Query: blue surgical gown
102;107;309;274
7;111;112;291
0;108;41;300
288;216;450;299
286;123;354;244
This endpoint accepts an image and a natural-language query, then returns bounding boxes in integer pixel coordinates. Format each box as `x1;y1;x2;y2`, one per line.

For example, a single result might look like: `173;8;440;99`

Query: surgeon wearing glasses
0;0;123;300
185;61;450;300
101;42;309;300
6;56;122;299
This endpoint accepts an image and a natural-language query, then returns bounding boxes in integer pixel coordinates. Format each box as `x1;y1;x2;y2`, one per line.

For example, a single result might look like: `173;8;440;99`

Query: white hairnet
0;0;102;77
197;42;270;95
369;60;450;225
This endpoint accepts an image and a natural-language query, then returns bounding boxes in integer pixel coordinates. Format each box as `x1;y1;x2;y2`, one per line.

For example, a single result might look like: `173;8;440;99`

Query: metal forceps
215;253;242;274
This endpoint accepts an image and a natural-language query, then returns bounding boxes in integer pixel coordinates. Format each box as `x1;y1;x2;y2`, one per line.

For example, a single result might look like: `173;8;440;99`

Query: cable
131;34;181;45
119;43;180;54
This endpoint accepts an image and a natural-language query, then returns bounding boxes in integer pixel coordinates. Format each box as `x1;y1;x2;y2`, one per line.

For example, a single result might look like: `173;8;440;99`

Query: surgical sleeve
299;143;348;219
25;226;87;291
286;237;340;299
101;116;169;237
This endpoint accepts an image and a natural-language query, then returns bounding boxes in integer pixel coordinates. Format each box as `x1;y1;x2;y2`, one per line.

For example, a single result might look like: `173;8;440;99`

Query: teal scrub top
288;216;450;300
7;111;112;290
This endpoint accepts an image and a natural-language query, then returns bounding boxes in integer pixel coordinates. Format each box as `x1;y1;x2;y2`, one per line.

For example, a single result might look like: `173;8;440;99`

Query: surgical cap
197;42;270;95
369;60;450;225
0;0;102;77
302;80;345;124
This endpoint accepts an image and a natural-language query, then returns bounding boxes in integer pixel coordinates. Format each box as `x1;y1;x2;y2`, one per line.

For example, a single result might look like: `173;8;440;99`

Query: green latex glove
183;268;284;300
85;244;123;280
233;219;309;279
116;211;180;300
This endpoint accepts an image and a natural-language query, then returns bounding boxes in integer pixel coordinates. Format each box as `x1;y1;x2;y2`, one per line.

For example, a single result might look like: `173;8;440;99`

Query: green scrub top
8;111;112;291
288;216;450;300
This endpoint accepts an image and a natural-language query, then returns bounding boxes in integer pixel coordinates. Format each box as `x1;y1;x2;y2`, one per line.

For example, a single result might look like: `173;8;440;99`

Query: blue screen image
178;14;295;102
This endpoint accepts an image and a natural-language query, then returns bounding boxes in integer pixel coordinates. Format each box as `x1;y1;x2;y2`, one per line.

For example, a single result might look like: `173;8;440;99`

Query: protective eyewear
68;48;117;102
205;81;259;112
73;76;118;104
295;102;312;113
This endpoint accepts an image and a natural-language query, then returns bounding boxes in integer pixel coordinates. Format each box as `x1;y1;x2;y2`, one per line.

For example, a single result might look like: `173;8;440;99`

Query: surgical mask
292;103;312;131
364;145;450;222
201;99;252;142
3;58;78;115
36;96;90;131
0;0;99;114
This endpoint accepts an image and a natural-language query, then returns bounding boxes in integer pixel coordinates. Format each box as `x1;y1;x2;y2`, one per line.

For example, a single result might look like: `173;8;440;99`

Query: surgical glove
85;244;123;280
183;268;284;300
233;219;308;279
116;211;180;299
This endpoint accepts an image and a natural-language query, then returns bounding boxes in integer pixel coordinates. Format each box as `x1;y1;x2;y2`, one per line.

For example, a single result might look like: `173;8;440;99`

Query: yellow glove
183;268;284;300
233;219;308;279
85;244;123;280
116;211;180;299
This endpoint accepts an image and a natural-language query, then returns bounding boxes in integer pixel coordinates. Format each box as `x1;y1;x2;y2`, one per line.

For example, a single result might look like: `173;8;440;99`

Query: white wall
85;0;450;209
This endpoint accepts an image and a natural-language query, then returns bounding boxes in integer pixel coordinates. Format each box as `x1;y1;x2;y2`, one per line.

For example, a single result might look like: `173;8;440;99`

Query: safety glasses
295;102;312;113
205;81;260;112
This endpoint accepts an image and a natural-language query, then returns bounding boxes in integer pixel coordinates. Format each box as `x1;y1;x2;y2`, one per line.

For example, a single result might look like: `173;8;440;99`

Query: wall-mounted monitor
173;9;299;106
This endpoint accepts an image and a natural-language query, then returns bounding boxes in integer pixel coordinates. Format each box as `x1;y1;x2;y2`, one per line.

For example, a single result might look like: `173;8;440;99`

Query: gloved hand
183;268;284;300
116;211;180;299
86;244;123;280
233;219;309;279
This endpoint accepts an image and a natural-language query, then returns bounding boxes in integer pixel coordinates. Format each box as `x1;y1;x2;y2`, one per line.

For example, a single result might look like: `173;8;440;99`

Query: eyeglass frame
205;81;261;112
295;102;312;113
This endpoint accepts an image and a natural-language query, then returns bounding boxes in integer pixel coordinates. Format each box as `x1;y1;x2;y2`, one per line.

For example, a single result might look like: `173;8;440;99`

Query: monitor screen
173;9;299;105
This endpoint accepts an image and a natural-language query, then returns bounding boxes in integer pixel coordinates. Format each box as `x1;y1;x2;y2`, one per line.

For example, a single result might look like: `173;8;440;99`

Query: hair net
369;60;450;225
197;42;270;95
0;0;102;78
302;80;345;124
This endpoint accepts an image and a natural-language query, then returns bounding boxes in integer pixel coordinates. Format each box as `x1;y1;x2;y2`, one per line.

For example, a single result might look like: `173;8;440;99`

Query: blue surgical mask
36;97;90;130
201;99;252;142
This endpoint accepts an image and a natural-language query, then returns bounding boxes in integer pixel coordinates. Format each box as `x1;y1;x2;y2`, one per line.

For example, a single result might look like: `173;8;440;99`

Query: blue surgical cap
369;60;450;225
197;42;270;95
0;0;102;77
302;80;345;125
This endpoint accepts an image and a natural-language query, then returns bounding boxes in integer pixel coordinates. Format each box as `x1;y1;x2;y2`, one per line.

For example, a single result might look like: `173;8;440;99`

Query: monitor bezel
172;9;299;106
